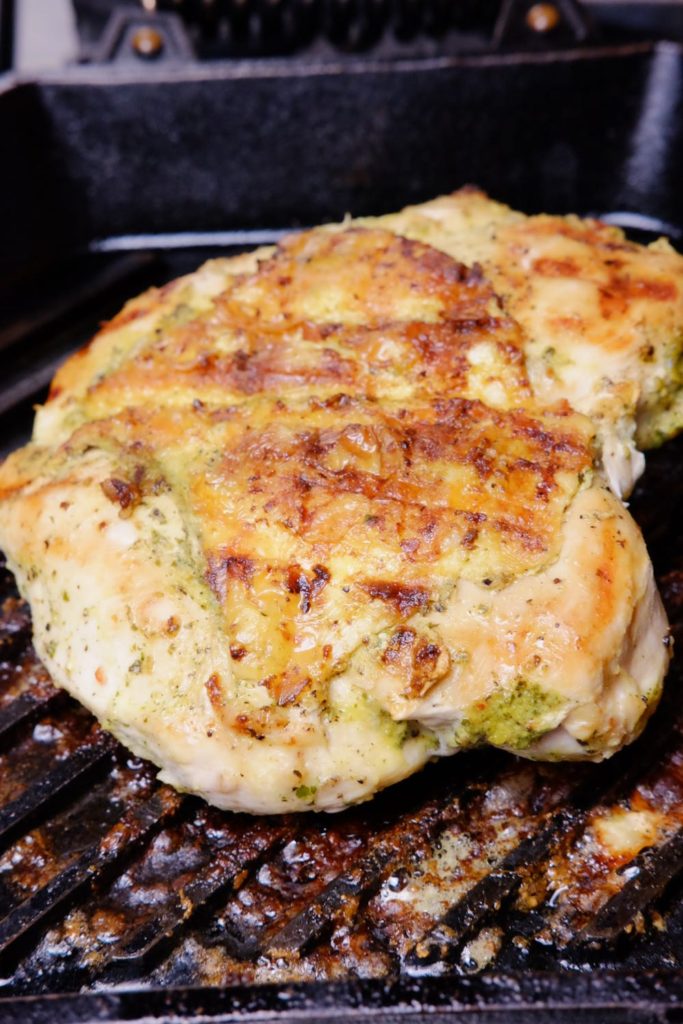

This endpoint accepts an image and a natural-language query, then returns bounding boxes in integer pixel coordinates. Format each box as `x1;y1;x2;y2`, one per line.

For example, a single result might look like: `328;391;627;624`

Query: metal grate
72;0;502;60
2;230;683;1017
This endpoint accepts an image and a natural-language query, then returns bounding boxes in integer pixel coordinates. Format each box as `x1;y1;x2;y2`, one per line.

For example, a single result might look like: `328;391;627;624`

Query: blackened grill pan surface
3;41;683;285
2;40;683;1022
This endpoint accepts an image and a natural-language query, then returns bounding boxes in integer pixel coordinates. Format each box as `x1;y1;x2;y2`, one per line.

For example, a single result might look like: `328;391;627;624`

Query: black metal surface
0;690;57;741
0;788;179;958
4;970;683;1023
0;0;13;72
3;41;683;286
67;1;683;63
577;826;683;946
0;735;113;845
0;252;157;420
73;0;503;61
102;819;293;977
1;35;683;1024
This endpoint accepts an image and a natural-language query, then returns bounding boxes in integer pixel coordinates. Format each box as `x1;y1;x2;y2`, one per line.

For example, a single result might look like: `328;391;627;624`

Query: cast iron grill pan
1;29;683;1023
2;222;683;1021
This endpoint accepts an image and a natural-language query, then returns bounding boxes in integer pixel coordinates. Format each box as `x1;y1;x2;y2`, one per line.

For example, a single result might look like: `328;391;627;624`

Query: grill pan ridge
3;36;683;1023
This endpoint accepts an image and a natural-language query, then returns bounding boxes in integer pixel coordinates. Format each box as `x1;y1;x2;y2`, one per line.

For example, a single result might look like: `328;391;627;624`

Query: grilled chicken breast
370;189;683;496
0;224;671;813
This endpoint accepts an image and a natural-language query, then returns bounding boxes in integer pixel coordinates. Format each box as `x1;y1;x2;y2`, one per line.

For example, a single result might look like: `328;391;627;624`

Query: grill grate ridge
100;819;294;980
0;787;181;959
0;733;114;846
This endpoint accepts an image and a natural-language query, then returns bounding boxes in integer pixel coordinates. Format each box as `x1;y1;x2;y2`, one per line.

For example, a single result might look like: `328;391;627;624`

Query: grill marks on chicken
47;230;531;426
371;190;683;496
87;392;589;709
0;221;671;813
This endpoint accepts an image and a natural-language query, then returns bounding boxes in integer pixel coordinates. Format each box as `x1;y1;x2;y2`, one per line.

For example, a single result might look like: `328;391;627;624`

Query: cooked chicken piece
368;189;683;496
0;227;671;813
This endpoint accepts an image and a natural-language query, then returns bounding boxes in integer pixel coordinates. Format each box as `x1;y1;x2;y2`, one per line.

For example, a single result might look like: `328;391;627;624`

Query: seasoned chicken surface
370;189;683;496
0;224;671;813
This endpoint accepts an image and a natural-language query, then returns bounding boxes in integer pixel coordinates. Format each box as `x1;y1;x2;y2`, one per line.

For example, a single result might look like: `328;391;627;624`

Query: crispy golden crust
22;229;594;706
45;230;530;425
0;223;671;813
50;390;588;711
374;190;683;493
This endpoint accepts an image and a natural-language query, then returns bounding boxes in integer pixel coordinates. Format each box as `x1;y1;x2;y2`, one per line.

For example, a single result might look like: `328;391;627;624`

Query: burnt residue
0;597;31;661
100;476;142;518
381;628;449;698
286;564;330;614
360;580;430;616
205;552;255;604
0;643;57;713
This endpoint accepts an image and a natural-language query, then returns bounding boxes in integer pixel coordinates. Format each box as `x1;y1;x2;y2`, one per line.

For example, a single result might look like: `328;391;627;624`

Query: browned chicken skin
0;213;671;813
